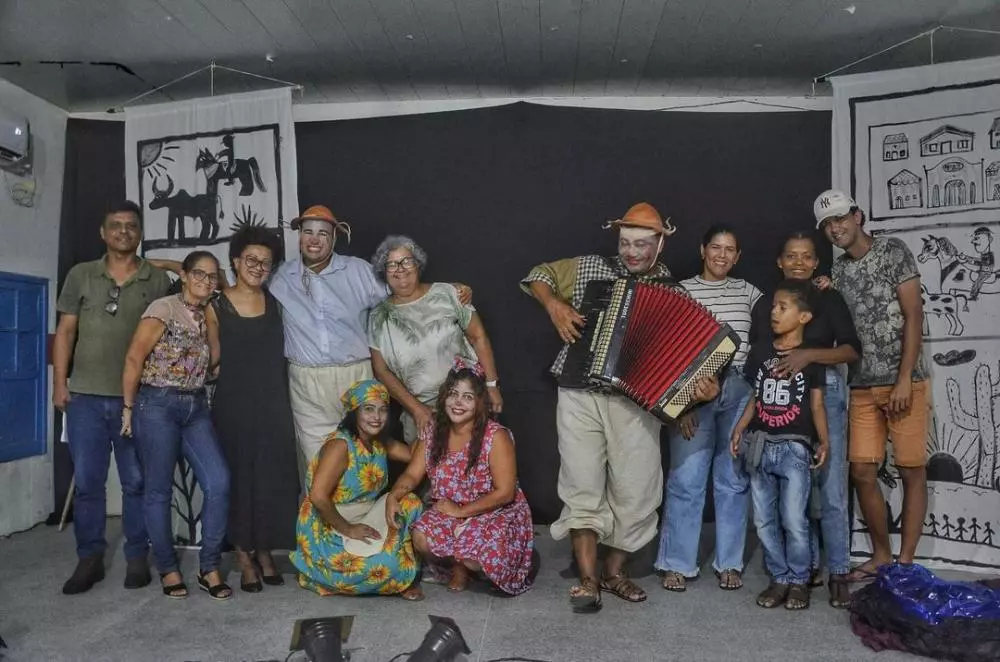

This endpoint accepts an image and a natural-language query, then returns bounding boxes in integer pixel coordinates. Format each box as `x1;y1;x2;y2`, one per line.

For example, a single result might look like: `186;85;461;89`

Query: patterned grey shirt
520;254;672;378
831;237;927;387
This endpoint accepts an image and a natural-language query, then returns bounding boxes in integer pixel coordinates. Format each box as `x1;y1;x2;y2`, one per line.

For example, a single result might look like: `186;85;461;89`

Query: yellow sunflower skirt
290;432;424;596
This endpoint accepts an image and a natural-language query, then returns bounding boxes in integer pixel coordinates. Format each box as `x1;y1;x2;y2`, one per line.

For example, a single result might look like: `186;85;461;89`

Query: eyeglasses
105;286;121;316
189;269;220;285
241;255;273;272
385;257;418;273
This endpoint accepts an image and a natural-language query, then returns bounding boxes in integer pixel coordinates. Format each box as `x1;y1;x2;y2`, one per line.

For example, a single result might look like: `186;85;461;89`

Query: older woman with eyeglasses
368;235;502;443
209;226;301;593
121;251;231;601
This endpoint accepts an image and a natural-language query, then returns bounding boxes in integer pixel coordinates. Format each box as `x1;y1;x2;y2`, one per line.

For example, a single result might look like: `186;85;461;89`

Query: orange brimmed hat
604;202;676;236
290;204;352;242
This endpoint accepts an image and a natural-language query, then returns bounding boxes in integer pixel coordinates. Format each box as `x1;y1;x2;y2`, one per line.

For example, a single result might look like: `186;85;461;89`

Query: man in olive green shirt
53;201;171;595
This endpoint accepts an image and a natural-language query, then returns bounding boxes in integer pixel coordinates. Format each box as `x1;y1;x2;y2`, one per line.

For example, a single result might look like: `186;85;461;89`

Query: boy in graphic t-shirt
730;279;829;611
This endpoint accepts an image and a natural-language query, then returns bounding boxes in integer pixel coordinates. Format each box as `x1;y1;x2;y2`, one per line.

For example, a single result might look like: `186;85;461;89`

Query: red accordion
562;278;739;422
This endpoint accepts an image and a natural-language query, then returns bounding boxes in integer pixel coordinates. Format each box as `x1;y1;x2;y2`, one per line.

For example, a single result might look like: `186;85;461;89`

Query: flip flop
845;564;881;583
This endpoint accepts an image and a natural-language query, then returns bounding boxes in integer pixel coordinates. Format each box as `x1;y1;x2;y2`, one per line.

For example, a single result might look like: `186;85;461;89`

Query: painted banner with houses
833;59;1000;573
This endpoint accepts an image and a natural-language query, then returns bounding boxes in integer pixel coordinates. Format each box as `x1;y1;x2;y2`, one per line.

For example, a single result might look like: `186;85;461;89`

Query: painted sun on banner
138;126;282;254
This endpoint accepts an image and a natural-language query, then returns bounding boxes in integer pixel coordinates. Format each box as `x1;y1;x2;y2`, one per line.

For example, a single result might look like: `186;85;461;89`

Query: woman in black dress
213;226;299;592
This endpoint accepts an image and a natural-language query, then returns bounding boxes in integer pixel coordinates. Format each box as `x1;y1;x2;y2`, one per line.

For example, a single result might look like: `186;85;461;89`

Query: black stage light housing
409;615;471;662
289;616;355;662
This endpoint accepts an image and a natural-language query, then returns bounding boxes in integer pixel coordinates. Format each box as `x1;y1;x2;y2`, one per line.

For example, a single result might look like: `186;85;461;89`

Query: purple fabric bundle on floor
849;564;1000;662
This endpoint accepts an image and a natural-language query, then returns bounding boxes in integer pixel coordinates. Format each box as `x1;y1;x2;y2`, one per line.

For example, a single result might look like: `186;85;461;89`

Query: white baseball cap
813;189;857;228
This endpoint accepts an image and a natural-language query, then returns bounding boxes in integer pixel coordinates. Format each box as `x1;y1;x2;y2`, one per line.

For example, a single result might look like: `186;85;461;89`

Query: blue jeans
656;369;752;576
66;394;148;561
810;368;850;575
751;440;813;584
133;386;230;574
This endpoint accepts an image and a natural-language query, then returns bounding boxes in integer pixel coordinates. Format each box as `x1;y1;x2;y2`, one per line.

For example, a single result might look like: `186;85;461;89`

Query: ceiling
1;0;999;111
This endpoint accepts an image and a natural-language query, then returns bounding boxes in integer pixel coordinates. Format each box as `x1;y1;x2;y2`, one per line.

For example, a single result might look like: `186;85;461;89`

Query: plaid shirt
520;254;672;378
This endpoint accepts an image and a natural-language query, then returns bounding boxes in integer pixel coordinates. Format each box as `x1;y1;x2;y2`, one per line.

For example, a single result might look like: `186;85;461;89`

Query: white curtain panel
124;88;299;546
125;87;299;276
831;56;1000;573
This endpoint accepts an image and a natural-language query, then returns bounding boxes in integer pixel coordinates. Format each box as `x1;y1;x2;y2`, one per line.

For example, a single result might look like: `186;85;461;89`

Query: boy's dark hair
104;200;142;225
701;223;740;250
229;225;284;274
774;278;816;313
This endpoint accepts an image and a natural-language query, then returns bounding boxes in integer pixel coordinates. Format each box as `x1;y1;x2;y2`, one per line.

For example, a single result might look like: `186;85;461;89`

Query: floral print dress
290;431;423;596
414;420;535;595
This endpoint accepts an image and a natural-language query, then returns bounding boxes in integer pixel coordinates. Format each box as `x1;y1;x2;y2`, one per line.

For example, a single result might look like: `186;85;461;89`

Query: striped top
680;276;762;368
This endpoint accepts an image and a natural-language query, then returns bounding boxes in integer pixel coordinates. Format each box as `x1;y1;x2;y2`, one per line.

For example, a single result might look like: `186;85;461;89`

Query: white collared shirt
269;253;389;366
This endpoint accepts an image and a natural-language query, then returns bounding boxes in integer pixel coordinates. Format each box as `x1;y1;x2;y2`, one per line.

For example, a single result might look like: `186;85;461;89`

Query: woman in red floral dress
385;357;535;595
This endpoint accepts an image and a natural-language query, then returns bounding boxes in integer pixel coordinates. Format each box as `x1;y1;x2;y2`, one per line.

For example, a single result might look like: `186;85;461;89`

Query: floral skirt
413;494;535;595
290;493;422;596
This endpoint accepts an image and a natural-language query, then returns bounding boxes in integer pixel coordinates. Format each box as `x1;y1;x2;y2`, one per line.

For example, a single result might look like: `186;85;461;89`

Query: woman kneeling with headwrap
290;379;425;600
385;357;535;595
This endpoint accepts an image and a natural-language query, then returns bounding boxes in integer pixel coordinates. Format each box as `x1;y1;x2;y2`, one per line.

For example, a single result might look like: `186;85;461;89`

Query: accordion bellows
565;278;740;422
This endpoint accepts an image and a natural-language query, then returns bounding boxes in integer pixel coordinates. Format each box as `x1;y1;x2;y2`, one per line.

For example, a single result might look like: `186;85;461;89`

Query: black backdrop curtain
55;103;831;525
49;118;126;523
296;102;831;523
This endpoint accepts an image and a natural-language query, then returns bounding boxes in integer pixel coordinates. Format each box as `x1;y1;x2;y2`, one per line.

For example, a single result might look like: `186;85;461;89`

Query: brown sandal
600;572;647;603
785;583;810;610
570;577;603;613
715;568;743;590
661;570;687;593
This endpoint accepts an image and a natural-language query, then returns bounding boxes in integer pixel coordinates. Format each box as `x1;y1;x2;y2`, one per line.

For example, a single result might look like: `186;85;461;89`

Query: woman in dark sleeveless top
212;226;299;592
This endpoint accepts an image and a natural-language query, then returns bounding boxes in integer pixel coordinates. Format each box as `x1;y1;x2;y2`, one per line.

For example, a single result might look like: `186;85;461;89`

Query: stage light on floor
408;615;471;662
289;616;354;662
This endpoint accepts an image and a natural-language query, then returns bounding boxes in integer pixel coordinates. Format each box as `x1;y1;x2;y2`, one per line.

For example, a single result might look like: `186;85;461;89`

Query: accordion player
560;277;740;423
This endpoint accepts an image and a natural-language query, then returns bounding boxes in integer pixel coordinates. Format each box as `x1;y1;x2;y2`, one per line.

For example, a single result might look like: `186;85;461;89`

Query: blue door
0;272;48;462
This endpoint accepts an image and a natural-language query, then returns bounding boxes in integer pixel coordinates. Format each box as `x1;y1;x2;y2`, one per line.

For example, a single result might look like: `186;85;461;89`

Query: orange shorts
848;380;930;468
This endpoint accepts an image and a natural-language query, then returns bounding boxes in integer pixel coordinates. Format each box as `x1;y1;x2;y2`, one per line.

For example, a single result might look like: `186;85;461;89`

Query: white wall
0;79;67;536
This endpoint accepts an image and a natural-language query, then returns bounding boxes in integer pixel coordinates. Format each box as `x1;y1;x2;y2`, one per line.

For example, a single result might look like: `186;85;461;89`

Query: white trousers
288;360;373;482
550;387;663;553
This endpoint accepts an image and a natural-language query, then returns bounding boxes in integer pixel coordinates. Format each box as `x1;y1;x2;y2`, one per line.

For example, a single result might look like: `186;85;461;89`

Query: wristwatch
485;379;498;388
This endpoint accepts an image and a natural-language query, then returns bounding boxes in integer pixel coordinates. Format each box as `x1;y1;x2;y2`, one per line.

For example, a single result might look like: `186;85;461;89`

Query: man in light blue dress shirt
269;205;389;471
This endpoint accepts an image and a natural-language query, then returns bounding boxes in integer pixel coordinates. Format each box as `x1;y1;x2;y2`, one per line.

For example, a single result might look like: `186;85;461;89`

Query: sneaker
62;555;105;595
124;557;152;589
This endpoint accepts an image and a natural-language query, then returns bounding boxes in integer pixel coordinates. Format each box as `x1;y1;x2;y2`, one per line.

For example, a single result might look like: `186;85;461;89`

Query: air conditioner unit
0;107;30;171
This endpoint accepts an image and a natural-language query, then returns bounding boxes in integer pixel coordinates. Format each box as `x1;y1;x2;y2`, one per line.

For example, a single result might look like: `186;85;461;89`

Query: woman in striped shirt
656;224;762;592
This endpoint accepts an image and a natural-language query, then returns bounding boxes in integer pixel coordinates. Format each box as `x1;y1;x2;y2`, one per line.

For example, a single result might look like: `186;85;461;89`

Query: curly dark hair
228;225;284;275
428;368;489;475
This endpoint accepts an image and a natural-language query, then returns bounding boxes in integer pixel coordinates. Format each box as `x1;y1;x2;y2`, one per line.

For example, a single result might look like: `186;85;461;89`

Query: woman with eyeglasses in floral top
368;235;502;445
121;250;232;601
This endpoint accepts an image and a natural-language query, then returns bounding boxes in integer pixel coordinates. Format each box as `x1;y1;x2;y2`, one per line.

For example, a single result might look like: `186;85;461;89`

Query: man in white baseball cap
813;189;929;583
812;189;858;230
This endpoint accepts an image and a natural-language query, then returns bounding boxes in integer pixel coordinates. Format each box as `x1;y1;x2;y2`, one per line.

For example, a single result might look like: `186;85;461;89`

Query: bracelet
122;404;133;410
485;380;498;388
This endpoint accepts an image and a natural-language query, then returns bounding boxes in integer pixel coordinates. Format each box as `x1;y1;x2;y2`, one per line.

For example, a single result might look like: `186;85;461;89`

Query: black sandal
569;577;603;614
160;572;188;599
255;558;285;586
785;583;810;610
197;571;233;601
240;572;263;594
261;573;284;586
756;581;789;608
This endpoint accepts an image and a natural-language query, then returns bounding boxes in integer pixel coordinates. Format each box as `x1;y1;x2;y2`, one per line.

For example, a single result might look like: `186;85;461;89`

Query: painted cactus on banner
840;71;1000;572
